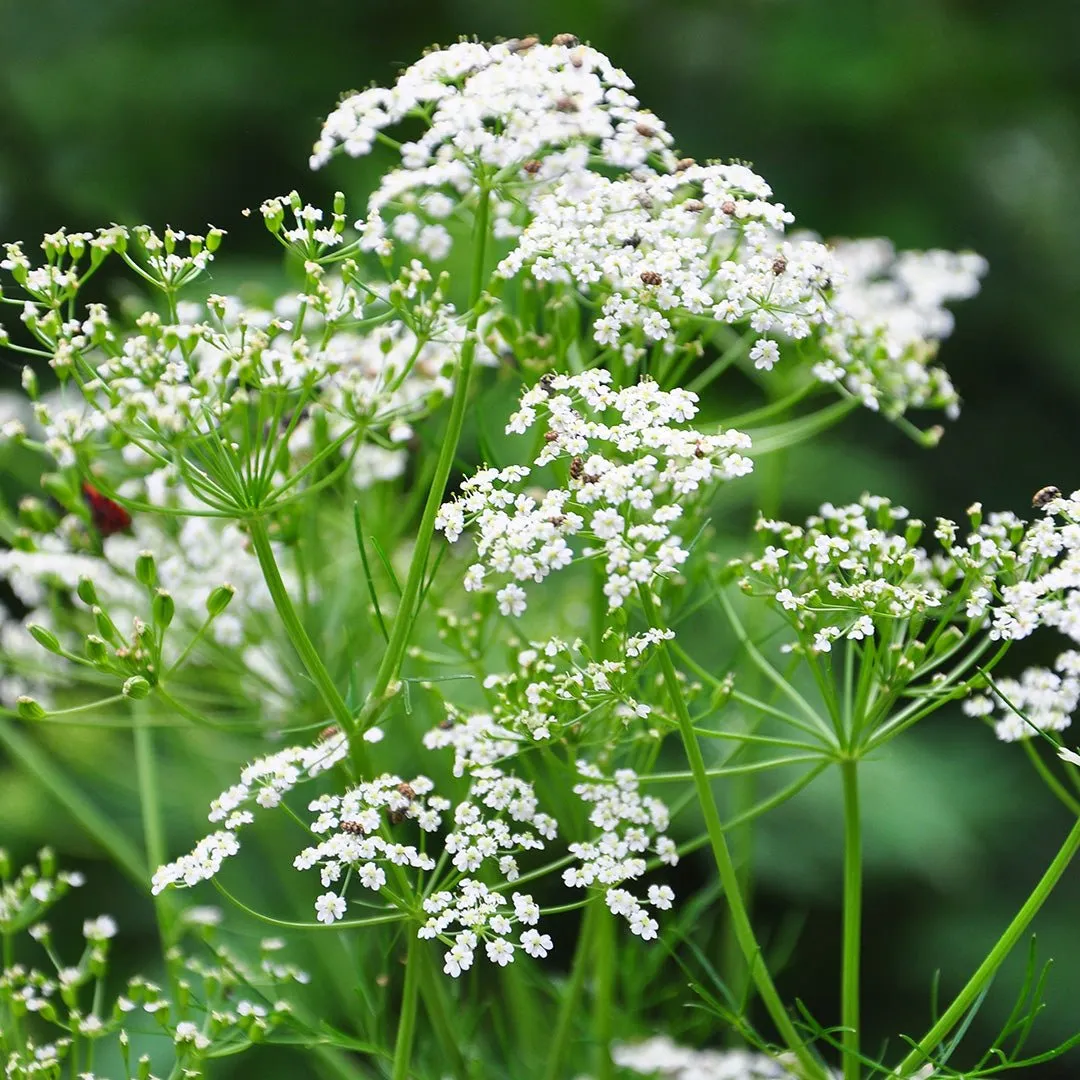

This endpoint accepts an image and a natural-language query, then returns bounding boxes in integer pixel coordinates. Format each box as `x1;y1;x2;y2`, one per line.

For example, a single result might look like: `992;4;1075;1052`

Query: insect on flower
82;482;132;536
1032;485;1061;509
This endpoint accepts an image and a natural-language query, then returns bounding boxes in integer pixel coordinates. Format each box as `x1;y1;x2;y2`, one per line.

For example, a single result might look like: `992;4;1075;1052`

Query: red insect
81;482;132;536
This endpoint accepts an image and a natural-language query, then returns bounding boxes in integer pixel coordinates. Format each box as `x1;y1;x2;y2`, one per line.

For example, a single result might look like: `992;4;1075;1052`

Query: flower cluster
419;880;554;977
497;164;824;355
422;704;525;776
436;369;753;614
310;37;677;260
0;469;297;711
611;1036;824;1079
151;725;566;976
474;631;671;742
443;767;558;877
308;37;985;427
737;490;1080;743
311;38;674;174
741;495;946;654
0;205;485;520
151;728;355;894
960;488;1080;740
564;763;677;940
821;239;987;418
295;774;447;922
2;853;303;1080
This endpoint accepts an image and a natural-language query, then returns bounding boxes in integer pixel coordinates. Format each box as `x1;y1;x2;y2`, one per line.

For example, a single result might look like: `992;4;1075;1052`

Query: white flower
520;928;553;958
315;892;346;924
82;915;118;941
485;938;515;966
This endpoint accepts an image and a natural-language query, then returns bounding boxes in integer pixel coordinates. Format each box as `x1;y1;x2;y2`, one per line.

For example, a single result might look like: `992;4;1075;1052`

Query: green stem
722;426;789;1026
0;718;147;884
894;814;1080;1077
1022;739;1080;817
593;903;617;1080
840;759;862;1080
133;707;174;951
248;517;369;772
714;585;835;744
543;901;596;1080
639;587;825;1079
360;183;491;727
417;946;469;1079
390;934;422;1080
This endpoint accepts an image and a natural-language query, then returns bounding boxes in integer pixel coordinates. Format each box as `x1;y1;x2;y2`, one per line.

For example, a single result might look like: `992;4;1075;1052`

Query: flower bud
930;625;965;657
93;606;120;644
39;472;77;508
21;366;39;400
122;676;151;700
206;583;236;616
17;696;46;721
27;624;63;655
903;519;924;548
0;848;9;878
77;576;99;607
88;945;108;979
18;496;56;533
34;1000;59;1024
206;227;225;253
84;635;109;666
135;551;157;587
152;589;175;629
38;846;56;877
135;618;156;652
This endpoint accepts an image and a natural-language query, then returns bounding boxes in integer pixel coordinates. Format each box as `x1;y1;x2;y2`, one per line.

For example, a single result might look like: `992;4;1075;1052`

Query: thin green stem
360;183;492;728
840;759;862;1080
1022;739;1080;817
641;755;825;782
133;707;174;952
543;901;596;1080
639;586;826;1079
894;815;1080;1077
593;903;617;1080
0;718;147;884
417;946;469;1079
390;934;422;1080
247;517;369;772
715;585;836;744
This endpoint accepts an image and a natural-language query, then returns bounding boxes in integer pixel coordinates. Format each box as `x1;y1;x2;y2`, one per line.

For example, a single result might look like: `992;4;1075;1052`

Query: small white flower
314;892;346;924
82;915;118;941
520;928;553;958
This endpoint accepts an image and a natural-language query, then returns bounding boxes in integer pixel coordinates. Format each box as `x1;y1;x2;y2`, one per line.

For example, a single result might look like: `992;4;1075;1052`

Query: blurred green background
2;1;1080;1075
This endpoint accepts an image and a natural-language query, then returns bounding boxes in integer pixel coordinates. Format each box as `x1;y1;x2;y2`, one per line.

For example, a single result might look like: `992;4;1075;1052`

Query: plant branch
359;182;492;729
640;585;826;1079
894;814;1080;1077
840;759;862;1080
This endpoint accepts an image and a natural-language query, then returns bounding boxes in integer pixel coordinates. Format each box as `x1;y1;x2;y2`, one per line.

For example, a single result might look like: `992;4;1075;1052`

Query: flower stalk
894;813;1080;1077
359;182;492;730
640;585;826;1080
840;758;862;1080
